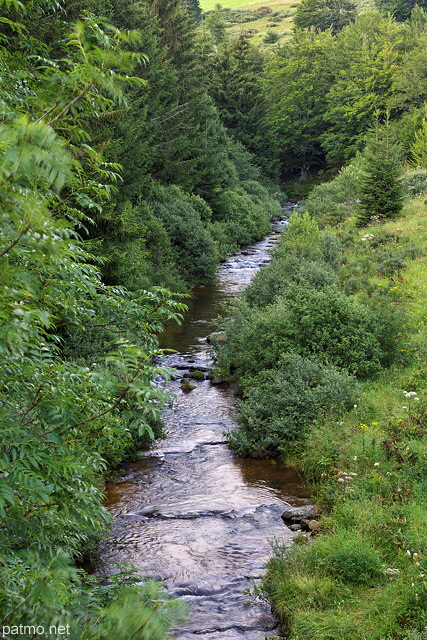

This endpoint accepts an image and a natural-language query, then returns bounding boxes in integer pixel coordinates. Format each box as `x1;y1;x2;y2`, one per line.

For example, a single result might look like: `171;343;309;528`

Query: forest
3;0;427;636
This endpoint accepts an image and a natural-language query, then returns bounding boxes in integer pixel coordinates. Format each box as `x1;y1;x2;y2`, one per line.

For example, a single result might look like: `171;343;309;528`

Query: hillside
199;0;376;46
200;0;300;45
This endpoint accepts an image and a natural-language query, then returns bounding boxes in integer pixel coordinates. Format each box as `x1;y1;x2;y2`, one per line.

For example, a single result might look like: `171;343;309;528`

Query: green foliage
294;0;357;33
263;30;280;43
244;255;338;308
207;34;279;177
220;211;403;461
301;157;365;225
409;120;427;167
264;28;335;177
148;184;219;285
0;555;186;638
321;13;402;167
0;7;191;635
374;0;427;21
400;169;427;196
222;285;399;381
358;127;404;225
228;353;358;457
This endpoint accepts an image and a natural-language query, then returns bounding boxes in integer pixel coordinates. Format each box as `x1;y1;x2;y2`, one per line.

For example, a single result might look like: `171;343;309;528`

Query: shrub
400;170;427;197
302;157;365;226
263;31;280;44
244;255;338;308
221;284;400;381
148;184;219;285
228;353;358;457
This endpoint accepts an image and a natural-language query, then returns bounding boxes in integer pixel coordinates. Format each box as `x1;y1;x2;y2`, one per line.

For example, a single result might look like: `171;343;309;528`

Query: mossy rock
181;381;196;392
187;370;205;380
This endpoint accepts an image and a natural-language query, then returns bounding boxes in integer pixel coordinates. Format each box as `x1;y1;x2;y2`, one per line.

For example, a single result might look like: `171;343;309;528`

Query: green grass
200;0;301;45
200;0;260;9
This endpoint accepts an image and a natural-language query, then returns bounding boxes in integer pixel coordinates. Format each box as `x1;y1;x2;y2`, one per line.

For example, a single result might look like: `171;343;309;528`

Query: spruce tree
294;0;356;33
375;0;427;21
358;125;404;226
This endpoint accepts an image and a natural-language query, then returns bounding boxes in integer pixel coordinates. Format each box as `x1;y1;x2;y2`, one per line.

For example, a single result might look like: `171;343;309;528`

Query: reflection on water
98;209;309;639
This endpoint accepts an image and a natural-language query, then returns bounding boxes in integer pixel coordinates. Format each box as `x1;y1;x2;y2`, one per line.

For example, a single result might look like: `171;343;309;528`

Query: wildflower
402;406;408;410
353;456;358;461
407;550;412;557
354;404;357;409
374;462;380;467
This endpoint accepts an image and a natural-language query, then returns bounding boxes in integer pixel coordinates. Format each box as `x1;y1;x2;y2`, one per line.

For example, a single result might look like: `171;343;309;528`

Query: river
97;207;311;639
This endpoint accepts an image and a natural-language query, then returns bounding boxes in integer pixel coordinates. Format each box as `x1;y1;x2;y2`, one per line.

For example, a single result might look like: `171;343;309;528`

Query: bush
214;188;272;245
301;157;365;226
244;255;338;308
400;170;427;197
228;353;358;457
148;184;219;285
221;284;400;381
263;31;280;44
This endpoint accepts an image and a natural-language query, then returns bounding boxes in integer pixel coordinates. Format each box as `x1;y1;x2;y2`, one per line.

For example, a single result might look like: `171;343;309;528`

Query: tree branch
47;86;92;126
0;226;30;258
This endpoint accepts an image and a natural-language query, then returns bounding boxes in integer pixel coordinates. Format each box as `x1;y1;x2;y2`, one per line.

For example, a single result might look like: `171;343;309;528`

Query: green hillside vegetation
201;0;299;46
210;1;427;636
218;174;427;638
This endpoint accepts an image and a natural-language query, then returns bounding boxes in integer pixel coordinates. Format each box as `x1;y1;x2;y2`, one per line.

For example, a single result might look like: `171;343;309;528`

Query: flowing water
98;207;311;639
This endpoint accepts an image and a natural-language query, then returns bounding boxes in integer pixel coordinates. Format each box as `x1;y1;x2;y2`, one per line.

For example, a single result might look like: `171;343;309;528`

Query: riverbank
217;191;427;638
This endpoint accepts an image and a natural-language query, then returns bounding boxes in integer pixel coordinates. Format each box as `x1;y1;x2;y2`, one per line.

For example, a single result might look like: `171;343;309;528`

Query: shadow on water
98;207;310;639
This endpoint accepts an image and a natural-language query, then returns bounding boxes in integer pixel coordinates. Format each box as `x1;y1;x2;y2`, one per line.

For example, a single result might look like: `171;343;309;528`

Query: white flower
374;462;380;467
353;456;358;461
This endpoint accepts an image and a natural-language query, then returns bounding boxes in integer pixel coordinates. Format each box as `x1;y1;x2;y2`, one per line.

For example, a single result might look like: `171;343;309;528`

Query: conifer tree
209;35;278;177
358;122;404;225
294;0;356;33
375;0;427;21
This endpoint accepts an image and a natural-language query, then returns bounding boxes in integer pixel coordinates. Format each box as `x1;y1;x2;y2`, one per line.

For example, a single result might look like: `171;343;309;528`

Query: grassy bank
263;196;427;639
217;175;427;637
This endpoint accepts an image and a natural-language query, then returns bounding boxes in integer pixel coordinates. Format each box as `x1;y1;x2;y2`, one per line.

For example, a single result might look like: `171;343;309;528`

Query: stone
288;524;302;532
308;519;321;533
211;376;223;385
281;505;318;524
